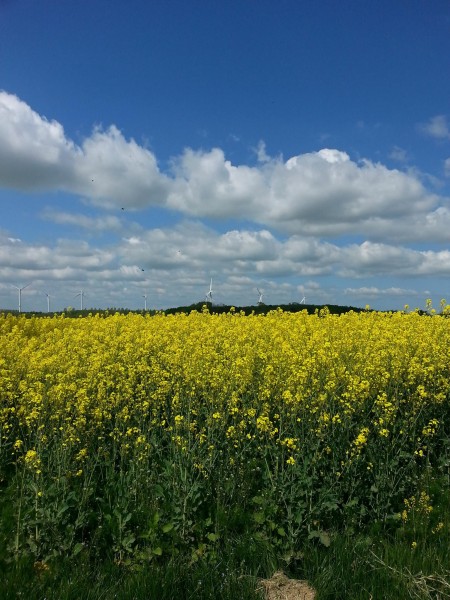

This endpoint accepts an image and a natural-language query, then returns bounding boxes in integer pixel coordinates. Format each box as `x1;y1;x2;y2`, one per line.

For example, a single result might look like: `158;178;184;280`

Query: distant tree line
0;302;371;318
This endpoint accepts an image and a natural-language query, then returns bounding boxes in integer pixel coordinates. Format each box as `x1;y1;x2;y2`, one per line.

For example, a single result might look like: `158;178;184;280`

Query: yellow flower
75;448;88;461
432;522;444;534
23;449;42;474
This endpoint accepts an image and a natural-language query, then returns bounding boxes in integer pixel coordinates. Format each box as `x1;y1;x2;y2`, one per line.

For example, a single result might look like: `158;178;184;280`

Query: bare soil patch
259;571;316;600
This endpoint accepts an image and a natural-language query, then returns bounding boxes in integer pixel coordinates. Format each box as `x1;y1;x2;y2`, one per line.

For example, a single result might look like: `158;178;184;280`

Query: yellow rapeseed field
0;308;449;561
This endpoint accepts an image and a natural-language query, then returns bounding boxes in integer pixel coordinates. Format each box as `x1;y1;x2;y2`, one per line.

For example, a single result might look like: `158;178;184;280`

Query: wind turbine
12;283;31;313
74;290;85;310
257;288;264;305
43;291;52;313
300;296;306;304
205;278;213;304
142;293;148;311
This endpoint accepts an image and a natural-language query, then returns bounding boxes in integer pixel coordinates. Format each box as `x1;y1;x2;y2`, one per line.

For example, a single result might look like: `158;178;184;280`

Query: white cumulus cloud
1;91;448;244
419;115;450;140
0;91;170;208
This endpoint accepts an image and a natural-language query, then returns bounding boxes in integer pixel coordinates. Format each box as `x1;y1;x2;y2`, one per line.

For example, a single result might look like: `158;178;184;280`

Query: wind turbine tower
74;290;85;310
257;288;264;305
142;293;148;311
12;283;31;313
205;278;213;304
300;296;306;304
43;291;52;313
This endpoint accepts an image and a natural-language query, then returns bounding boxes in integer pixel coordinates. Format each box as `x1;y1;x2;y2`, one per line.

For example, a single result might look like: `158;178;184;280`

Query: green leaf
57;504;70;518
162;522;174;533
152;546;163;556
346;498;359;508
207;533;219;542
294;511;305;525
253;512;265;524
277;527;286;537
319;531;331;547
122;534;136;550
73;543;84;556
122;512;132;525
252;495;265;505
153;484;164;497
308;529;331;546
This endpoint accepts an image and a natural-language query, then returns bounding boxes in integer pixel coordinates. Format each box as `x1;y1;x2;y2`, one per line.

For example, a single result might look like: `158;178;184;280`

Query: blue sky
1;0;450;312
